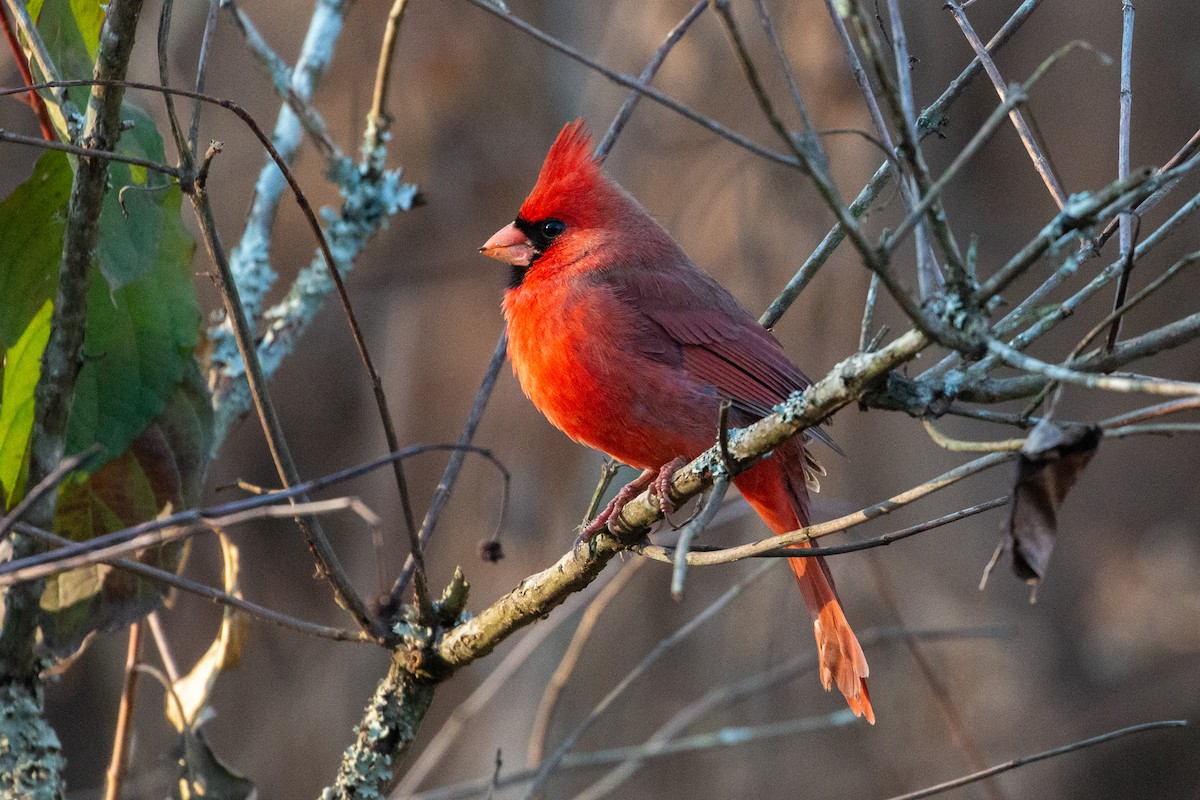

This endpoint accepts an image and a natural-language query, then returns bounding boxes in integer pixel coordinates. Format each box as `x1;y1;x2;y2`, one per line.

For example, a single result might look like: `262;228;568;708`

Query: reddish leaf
38;368;212;658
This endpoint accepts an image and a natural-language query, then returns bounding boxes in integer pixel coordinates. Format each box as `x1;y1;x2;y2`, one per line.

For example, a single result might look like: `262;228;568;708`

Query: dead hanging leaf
167;532;248;731
988;419;1101;591
166;530;253;798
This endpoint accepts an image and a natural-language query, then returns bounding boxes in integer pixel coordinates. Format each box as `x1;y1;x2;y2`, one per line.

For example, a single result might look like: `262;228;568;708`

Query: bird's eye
539;219;566;240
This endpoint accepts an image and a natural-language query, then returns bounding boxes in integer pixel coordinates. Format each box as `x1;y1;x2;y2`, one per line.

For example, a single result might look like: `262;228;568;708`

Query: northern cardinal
481;121;873;723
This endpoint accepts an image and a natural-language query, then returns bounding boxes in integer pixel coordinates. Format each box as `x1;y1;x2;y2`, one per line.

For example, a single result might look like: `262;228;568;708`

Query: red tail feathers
733;440;874;724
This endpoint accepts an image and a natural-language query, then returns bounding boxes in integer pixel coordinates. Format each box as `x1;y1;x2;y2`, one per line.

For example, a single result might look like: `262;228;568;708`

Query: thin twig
389;333;509;605
146;612;180;683
965;311;1200;404
1105;422;1200;438
848;0;964;278
1100;396;1200;427
0;444;491;585
595;0;707;163
883;0;950;293
714;0;960;346
0;447;99;541
636;451;1012;567
866;558;1007;800
1107;0;1137;351
986;337;1200;398
860;273;881;350
885;721;1188;800
641;497;1009;563
156;0;191;169
189;143;380;633
103;622;143;800
752;0;827;172
973;163;1163;304
1080;250;1199;363
187;0;221;155
0;0;78;132
365;0;412;147
824;0;942;292
3;497;376;589
12;524;374;642
1094;125;1200;250
671;477;730;599
922;420;1025;453
950;184;1200;387
0;127;185;177
220;0;343;161
527;559;646;769
945;1;1068;208
520;561;778;800
760;0;1043;327
466;0;799;169
886;80;1028;252
711;0;891;282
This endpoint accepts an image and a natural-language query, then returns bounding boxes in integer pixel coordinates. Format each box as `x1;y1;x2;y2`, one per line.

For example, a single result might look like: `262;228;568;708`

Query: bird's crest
518;120;613;227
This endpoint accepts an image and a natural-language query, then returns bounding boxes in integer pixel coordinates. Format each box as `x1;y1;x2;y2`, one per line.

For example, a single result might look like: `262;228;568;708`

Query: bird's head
481;120;633;286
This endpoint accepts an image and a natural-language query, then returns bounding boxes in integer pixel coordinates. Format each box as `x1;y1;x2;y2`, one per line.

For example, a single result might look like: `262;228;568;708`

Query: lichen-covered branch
320;652;436;800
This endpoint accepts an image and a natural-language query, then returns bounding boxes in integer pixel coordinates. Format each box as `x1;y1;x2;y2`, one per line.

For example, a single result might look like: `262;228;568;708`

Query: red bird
481;121;873;723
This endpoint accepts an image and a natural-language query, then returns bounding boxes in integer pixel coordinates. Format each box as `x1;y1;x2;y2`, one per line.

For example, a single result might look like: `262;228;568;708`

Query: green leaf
97;105;194;291
28;0;104;84
0;152;71;348
0;301;53;509
2;0;210;659
0;151;72;509
66;205;199;461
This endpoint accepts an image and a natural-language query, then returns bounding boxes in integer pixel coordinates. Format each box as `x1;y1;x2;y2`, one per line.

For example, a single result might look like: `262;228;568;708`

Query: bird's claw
579;479;645;542
650;457;687;515
577;458;687;542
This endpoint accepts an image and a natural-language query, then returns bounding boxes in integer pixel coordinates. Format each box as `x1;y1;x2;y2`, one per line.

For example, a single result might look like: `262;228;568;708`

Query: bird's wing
606;264;840;456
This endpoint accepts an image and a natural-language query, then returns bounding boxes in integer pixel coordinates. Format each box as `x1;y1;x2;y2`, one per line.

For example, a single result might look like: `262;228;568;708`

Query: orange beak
480;222;536;267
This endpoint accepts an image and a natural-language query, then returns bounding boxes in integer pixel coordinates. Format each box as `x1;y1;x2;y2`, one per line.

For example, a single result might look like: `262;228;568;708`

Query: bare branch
520;561;778;799
595;0;707;162
945;1;1069;208
14;523;373;642
527;559;646;769
636;457;1013;567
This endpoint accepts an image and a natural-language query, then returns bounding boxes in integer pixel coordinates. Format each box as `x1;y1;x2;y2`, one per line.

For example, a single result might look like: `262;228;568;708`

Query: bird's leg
578;457;688;541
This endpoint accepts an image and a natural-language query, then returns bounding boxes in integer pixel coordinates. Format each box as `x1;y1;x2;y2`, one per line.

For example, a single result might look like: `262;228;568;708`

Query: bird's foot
577;458;687;542
579;469;653;542
649;457;687;516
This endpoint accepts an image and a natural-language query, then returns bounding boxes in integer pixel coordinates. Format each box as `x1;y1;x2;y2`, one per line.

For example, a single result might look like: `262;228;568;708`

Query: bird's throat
508;263;530;288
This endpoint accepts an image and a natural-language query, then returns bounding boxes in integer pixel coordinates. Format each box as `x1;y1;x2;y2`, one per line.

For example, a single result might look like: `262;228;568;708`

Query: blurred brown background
4;0;1200;797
